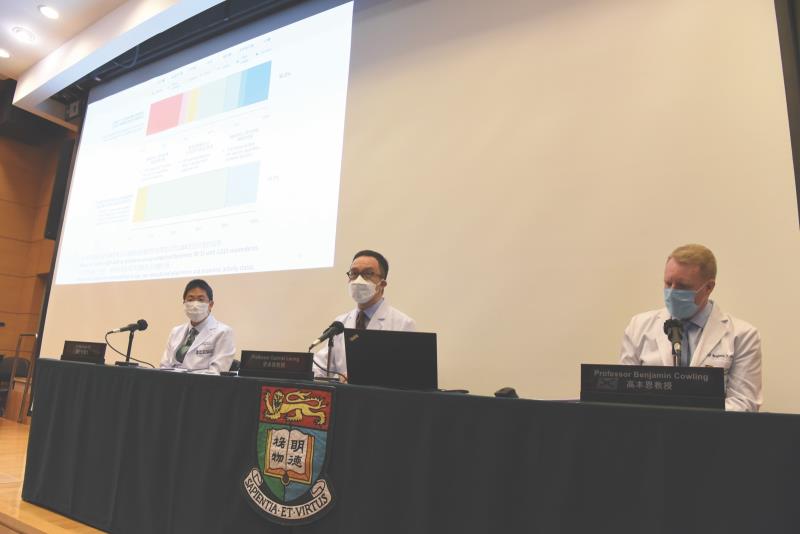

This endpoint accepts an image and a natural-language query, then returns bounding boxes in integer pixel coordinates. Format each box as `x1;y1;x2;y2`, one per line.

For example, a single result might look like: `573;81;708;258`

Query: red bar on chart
146;94;184;135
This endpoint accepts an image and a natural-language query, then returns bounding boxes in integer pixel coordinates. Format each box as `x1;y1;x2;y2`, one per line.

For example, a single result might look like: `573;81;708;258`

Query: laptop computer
61;340;107;364
239;350;314;380
343;329;437;390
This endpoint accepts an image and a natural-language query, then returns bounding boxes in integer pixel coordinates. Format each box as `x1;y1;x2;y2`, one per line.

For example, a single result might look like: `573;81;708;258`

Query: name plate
61;340;106;365
239;350;313;381
580;364;724;409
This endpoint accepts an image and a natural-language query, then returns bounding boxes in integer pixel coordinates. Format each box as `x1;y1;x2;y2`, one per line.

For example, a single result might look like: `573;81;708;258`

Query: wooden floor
0;419;103;534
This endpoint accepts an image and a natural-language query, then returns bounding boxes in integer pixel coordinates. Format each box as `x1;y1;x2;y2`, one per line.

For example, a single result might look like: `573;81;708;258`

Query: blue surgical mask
664;288;698;319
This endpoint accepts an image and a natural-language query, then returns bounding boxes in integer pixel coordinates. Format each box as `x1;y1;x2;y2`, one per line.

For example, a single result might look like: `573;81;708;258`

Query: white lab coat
620;304;762;412
160;314;236;375
313;300;416;378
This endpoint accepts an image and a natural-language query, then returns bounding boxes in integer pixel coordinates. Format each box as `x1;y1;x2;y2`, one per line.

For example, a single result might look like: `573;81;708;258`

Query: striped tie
176;328;198;363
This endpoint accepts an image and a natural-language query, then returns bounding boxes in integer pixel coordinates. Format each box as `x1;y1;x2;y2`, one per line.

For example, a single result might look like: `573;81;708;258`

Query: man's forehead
185;287;210;298
351;256;379;270
665;259;701;279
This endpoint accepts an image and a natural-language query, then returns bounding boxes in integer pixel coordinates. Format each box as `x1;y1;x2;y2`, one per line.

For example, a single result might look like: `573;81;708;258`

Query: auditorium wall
0;137;59;363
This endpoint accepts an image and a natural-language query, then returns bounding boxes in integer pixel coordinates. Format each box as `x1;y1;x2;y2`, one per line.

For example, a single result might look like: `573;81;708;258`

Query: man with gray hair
620;244;762;411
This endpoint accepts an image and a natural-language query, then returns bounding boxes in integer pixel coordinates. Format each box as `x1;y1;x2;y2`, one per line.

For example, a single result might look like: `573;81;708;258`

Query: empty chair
0;357;30;416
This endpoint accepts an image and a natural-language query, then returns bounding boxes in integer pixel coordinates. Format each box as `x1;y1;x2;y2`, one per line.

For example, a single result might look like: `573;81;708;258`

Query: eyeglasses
345;270;383;281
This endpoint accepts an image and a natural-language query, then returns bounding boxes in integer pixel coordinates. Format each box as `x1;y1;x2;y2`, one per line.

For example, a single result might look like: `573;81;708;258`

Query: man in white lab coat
314;250;416;380
620;244;762;412
160;279;236;375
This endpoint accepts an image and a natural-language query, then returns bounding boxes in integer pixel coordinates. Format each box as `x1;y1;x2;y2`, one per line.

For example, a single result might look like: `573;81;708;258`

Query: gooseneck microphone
108;319;148;367
663;319;683;367
107;319;149;334
308;321;345;351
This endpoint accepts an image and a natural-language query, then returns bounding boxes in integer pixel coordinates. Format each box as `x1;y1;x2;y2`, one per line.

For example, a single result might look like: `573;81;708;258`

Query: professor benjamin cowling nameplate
580;364;724;409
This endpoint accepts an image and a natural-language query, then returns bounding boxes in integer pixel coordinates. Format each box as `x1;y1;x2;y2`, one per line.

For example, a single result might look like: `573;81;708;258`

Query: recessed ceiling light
0;48;10;59
11;26;37;44
38;5;60;20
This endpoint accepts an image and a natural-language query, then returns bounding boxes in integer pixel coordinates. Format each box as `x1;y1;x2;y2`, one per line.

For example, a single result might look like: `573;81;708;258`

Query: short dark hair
352;250;389;279
183;279;213;301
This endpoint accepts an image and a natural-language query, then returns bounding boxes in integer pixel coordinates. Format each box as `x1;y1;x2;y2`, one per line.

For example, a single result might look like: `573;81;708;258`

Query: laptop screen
61;341;107;364
343;329;437;390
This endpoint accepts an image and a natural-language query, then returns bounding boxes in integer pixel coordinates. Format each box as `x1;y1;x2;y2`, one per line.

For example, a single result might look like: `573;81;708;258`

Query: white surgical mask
348;276;377;304
184;301;209;323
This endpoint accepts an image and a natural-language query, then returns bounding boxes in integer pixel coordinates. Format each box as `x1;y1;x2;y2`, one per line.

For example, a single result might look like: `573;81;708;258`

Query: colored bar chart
146;62;272;135
133;162;260;222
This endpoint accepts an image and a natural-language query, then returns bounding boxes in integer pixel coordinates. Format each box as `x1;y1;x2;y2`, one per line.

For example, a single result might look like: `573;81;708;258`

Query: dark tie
176;327;198;363
356;311;368;330
680;321;692;366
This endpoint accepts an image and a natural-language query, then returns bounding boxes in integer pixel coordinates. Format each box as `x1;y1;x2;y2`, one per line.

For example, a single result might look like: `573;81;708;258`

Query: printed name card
580;364;724;409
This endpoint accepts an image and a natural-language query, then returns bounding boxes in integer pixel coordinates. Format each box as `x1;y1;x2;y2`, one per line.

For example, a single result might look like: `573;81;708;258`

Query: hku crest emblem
241;385;335;525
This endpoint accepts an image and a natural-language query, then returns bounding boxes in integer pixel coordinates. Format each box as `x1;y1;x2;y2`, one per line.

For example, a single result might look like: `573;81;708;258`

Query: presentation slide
54;2;353;285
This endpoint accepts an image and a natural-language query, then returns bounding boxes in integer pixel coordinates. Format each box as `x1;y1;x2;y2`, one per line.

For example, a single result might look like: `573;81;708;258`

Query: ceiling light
0;49;10;59
11;26;37;44
38;5;60;20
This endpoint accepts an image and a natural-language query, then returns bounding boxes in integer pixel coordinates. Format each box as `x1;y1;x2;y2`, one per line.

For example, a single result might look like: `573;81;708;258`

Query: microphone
663;319;683;366
108;319;148;334
308;321;344;351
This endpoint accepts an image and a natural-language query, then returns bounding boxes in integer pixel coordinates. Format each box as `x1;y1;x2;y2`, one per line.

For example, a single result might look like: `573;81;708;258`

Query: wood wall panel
29;206;48;243
29;240;54;275
0;276;25;315
0;275;36;314
0;239;29;276
0;136;65;384
0;202;37;243
0;314;37;357
0;143;42;207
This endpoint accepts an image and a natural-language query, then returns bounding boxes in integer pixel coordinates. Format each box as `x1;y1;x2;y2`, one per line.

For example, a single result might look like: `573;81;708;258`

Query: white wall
42;0;800;412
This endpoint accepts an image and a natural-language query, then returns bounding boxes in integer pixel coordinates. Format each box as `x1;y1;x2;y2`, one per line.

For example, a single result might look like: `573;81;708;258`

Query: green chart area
133;162;260;222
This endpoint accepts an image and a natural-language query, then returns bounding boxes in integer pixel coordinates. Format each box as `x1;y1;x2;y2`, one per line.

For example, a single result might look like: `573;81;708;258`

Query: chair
0;357;29;417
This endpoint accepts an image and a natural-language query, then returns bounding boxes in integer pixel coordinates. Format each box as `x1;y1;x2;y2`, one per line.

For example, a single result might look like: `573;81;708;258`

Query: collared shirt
160;314;236;375
682;300;714;364
359;298;385;327
186;314;210;341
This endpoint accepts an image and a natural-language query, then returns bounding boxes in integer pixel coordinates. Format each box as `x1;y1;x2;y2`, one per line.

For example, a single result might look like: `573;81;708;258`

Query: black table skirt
22;359;800;534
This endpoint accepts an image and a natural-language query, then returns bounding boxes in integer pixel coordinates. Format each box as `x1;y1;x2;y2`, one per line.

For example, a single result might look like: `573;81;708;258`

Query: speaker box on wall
44;139;75;241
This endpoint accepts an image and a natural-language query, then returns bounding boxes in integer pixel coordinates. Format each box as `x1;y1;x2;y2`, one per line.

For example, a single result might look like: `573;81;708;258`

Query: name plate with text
61;340;107;365
580;364;724;409
239;350;314;381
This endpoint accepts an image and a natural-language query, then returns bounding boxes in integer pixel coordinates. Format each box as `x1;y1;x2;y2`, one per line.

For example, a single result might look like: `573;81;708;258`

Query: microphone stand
326;335;334;378
663;319;683;368
114;330;140;367
312;335;340;383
